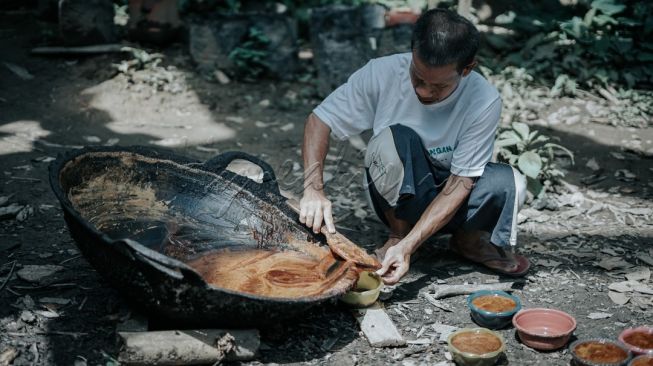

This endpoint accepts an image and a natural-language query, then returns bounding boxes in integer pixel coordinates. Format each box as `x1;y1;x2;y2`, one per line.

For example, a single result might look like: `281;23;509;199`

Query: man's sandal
449;241;531;277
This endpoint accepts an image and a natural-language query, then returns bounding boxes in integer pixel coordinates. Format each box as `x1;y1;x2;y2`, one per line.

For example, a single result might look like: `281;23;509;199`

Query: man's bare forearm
302;113;331;191
401;175;474;253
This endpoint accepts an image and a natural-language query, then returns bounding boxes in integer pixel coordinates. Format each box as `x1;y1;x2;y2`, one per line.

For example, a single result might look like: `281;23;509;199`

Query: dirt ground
1;11;652;366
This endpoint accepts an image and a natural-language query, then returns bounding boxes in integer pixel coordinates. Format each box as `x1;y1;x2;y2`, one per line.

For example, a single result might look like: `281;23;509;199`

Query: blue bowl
467;290;522;329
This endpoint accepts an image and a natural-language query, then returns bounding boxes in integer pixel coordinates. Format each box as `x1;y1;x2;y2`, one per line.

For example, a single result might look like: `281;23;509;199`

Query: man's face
409;50;473;105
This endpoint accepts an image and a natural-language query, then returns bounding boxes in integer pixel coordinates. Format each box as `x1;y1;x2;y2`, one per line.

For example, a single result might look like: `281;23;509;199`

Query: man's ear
461;60;477;76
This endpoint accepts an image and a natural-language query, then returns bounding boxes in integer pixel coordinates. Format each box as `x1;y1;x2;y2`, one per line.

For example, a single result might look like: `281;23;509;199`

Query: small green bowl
340;271;382;307
467;290;521;329
447;328;506;366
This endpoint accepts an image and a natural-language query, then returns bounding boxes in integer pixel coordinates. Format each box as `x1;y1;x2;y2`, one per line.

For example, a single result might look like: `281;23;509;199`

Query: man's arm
300;113;336;234
376;174;474;284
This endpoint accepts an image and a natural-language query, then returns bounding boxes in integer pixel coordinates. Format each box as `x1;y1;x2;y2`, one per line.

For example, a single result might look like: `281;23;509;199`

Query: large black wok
49;146;359;327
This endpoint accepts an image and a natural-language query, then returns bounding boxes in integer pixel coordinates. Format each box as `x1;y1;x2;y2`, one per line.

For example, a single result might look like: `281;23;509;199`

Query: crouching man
300;8;529;285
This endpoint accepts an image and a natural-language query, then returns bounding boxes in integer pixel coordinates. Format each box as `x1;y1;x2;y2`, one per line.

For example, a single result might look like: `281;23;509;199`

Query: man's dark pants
363;124;526;247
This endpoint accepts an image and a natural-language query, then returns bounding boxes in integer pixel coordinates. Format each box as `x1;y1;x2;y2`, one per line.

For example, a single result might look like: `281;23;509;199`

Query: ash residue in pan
66;157;282;258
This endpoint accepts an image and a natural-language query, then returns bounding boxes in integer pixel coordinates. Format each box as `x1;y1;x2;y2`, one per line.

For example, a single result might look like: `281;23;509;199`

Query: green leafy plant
228;26;271;79
496;122;574;195
484;0;653;94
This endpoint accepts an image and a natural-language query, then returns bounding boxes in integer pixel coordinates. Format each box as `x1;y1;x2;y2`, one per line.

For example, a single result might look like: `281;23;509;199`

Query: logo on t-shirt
428;145;453;157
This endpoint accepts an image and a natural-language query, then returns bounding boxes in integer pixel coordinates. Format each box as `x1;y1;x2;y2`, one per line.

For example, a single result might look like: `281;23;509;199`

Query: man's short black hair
411;8;480;73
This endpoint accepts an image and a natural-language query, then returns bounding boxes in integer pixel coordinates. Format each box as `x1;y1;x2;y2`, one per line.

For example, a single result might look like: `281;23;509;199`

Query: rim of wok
48;145;357;304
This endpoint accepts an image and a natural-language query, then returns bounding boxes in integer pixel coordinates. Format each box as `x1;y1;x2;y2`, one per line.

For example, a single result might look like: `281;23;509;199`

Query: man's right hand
299;188;336;234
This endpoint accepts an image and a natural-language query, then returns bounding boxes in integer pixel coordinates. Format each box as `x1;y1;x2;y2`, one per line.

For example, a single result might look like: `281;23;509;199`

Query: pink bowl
620;327;653;356
512;308;577;350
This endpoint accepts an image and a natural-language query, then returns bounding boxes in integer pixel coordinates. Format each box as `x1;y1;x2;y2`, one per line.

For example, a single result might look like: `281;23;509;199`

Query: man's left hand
376;242;411;285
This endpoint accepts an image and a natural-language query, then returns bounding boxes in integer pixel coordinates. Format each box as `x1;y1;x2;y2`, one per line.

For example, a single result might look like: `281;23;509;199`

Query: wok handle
113;238;206;286
203;151;280;195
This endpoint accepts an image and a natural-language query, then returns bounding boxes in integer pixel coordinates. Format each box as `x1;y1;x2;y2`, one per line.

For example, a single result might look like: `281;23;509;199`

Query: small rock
213;69;230;84
259;99;271;107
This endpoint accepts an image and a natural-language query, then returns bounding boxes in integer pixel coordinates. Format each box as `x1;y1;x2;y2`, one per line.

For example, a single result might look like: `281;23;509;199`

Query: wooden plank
118;329;259;365
352;302;406;347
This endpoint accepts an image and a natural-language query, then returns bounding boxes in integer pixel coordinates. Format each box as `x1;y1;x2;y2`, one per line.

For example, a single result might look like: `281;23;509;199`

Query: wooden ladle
286;198;381;270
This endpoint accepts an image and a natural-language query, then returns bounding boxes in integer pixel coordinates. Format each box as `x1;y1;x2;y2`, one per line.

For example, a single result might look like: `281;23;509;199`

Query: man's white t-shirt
313;52;501;177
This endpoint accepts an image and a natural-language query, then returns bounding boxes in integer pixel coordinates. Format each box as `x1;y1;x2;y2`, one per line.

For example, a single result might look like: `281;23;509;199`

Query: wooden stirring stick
286;198;381;269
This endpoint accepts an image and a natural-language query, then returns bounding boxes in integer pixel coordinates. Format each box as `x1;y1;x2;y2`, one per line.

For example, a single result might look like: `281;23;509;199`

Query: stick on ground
431;282;518;299
31;44;128;55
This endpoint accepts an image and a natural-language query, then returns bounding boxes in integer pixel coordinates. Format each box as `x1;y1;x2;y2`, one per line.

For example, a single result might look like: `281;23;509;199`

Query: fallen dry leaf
596;257;633;271
609;281;641;293
636;254;653;267
625;267;651;282
635;284;653;295
608;280;653;295
16;264;64;283
432;323;458;343
608;291;630;305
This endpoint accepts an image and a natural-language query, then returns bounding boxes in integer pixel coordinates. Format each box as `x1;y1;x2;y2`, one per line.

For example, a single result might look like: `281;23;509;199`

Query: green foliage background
480;0;653;92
